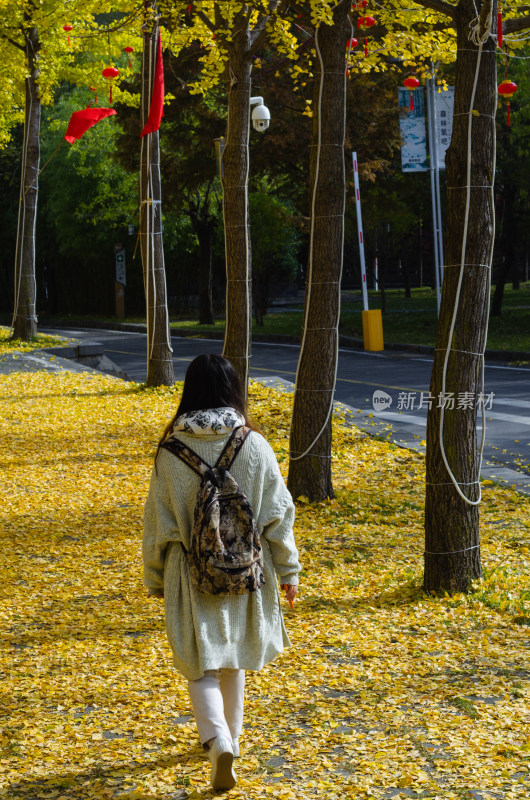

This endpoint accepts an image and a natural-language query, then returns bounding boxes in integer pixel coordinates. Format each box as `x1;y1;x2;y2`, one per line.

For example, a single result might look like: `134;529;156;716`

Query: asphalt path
44;326;530;483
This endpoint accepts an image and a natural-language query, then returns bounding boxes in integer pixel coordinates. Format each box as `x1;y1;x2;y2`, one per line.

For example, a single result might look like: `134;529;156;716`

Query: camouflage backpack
161;426;265;596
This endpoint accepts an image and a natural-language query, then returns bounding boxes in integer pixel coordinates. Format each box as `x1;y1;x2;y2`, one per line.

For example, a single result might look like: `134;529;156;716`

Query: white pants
187;669;245;746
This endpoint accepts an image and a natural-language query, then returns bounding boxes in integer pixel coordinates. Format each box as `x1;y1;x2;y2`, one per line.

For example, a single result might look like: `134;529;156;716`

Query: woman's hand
281;584;298;609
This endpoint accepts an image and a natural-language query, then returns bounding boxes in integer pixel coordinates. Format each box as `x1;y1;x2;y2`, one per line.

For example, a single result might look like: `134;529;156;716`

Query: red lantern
352;0;368;7
102;66;119;104
498;79;517;126
346;39;359;77
357;15;375;56
404;75;420;111
357;16;375;28
63;24;73;47
346;37;358;74
89;86;98;106
124;46;134;68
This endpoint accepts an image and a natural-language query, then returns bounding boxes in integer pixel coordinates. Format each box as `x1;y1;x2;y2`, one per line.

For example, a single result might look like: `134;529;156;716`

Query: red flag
140;33;164;138
64;107;117;143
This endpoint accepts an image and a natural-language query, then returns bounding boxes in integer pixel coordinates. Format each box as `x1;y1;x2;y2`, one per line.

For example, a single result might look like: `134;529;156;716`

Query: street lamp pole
426;73;442;314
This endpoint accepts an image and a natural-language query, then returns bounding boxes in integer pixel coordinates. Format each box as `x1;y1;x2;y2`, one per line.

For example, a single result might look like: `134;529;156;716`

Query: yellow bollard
362;309;384;351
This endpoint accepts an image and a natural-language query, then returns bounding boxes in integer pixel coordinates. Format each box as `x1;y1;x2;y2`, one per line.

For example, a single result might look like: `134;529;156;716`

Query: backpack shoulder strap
161;437;212;478
215;426;251;471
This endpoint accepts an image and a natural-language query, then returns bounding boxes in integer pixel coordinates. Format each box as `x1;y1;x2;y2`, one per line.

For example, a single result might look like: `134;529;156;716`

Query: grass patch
340;286;530;350
171;284;530;351
170;315;304;338
450;697;479;719
22;283;530;353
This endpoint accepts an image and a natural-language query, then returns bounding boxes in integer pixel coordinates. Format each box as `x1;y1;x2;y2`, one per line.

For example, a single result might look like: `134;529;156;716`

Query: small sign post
214;137;225;178
114;247;126;318
352;152;384;352
352;152;369;313
399;77;454;315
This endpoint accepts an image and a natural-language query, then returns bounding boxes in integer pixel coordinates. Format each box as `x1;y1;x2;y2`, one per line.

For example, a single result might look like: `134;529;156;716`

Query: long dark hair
156;354;260;461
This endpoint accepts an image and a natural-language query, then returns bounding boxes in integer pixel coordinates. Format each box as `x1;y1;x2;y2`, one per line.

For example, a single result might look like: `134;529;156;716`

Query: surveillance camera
251;103;270;132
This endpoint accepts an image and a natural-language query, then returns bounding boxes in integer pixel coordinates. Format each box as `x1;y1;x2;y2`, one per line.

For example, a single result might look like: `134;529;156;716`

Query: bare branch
249;17;268;49
504;14;530;33
195;8;216;33
249;0;282;52
410;0;457;19
353;19;452;44
2;34;25;52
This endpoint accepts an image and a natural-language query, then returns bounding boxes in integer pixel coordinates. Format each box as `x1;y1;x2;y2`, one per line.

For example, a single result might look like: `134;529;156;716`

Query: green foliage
38;86;138;314
494;46;530;267
36;85;213;317
44;91;137;231
0;0;140;145
1;0;530;322
249;185;301;325
0;135;21;308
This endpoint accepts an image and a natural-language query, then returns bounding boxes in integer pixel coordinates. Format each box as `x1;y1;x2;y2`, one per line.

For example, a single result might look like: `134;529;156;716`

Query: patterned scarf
172;407;245;435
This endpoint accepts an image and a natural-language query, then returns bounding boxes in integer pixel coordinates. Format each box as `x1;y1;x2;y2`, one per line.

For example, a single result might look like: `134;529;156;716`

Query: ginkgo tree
0;0;139;340
403;0;530;592
140;0;175;387
163;0;342;389
287;0;352;501
287;0;530;593
287;0;456;502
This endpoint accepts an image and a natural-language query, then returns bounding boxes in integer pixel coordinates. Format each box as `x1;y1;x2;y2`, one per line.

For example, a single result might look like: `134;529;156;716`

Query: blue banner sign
399;87;428;172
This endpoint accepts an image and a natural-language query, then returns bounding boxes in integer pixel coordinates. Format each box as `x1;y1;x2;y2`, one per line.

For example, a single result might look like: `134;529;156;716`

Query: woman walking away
143;354;300;792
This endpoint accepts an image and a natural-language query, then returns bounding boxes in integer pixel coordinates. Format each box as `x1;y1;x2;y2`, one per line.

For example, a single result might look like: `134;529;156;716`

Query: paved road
44;326;530;485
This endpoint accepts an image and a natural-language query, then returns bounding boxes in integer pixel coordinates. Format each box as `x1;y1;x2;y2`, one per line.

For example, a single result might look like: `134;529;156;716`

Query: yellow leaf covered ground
0;326;74;355
0;370;529;800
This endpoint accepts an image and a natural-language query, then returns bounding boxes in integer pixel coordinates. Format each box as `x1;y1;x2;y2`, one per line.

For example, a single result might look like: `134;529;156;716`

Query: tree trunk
253;283;267;327
401;252;412;298
253;268;269;328
491;179;517;315
197;223;215;325
424;0;497;593
190;206;215;326
140;23;174;387
287;1;350;502
220;23;253;391
12;27;40;341
379;260;386;313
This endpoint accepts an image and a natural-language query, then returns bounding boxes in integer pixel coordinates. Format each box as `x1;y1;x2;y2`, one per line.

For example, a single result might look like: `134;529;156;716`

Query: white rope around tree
146;33;154;362
141;26;172;364
13;35;40;333
221;80;252;389
290;16;352;462
11;73;32;333
438;12;495;506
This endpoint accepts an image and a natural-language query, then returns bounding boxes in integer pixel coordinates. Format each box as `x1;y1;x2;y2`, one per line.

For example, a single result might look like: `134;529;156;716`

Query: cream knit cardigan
143;428;300;681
